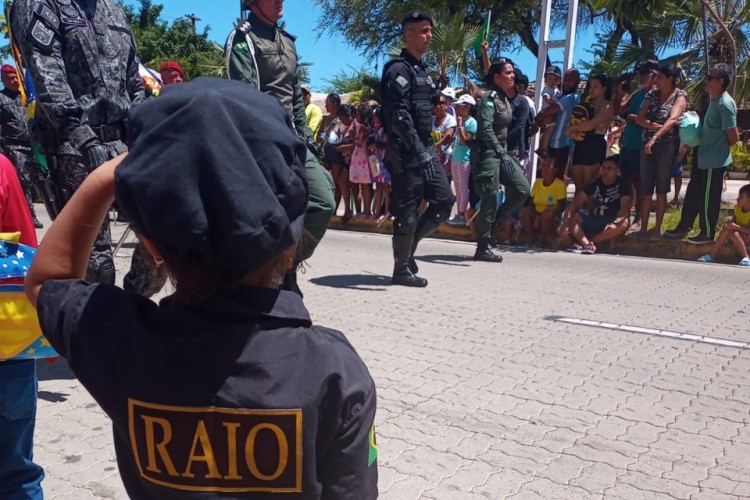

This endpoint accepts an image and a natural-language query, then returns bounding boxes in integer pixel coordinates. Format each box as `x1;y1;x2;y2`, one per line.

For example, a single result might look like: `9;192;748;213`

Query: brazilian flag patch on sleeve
368;425;378;467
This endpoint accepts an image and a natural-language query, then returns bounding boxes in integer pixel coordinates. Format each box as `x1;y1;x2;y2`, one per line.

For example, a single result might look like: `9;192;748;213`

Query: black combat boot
32;215;43;229
392;262;428;287
474;239;503;263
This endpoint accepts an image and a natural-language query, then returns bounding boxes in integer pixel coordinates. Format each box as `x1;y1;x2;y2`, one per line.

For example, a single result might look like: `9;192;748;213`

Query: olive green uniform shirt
226;16;312;138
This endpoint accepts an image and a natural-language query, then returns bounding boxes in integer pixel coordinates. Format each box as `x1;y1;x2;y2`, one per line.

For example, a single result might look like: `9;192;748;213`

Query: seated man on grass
519;152;567;246
560;155;631;254
698;183;750;266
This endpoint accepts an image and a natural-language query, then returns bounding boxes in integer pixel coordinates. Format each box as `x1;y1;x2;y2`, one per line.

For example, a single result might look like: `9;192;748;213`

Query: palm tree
424;9;480;88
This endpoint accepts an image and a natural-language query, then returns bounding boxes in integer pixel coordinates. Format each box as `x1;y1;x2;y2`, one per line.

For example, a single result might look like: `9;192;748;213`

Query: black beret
115;77;309;272
402;10;432;27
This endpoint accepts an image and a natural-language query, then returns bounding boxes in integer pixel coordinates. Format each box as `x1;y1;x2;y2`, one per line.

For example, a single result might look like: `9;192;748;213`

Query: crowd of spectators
302;56;746;263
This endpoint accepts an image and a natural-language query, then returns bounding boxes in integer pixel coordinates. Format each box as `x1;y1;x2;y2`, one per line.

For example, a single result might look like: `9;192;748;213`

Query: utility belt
34;122;126;154
92;123;126;143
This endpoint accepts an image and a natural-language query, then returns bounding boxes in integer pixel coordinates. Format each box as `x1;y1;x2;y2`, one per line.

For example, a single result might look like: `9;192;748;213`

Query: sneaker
687;234;714;245
447;214;466;226
739;257;750;266
664;227;689;239
697;254;714;263
649;232;662;242
567;244;583;254
581;243;596;255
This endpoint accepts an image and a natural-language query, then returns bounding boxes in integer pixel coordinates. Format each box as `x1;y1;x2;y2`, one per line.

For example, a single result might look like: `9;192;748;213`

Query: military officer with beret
10;0;166;297
380;10;454;288
225;0;335;294
475;58;531;262
26;78;378;499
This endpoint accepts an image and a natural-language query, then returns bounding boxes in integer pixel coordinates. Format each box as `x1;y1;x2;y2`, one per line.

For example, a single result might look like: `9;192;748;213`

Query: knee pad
89;257;115;285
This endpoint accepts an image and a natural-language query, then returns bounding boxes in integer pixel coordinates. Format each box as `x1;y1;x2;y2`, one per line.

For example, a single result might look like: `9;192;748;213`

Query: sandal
581;243;596;255
341;213;353;224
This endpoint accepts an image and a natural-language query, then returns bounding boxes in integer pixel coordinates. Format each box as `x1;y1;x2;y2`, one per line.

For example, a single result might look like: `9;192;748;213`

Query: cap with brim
115;78;309;272
301;85;311;95
545;66;562;78
455;94;476;106
402;10;432;27
440;87;456;100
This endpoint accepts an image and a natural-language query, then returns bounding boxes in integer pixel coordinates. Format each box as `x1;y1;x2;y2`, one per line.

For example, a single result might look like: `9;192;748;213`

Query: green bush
729;143;750;173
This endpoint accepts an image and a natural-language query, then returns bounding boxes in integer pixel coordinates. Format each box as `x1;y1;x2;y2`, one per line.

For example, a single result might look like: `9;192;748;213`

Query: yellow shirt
530;178;567;214
734;205;750;228
305;103;323;139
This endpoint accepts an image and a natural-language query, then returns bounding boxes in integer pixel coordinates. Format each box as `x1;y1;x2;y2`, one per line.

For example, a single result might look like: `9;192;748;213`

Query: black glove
418;149;440;183
305;137;322;159
82;141;112;170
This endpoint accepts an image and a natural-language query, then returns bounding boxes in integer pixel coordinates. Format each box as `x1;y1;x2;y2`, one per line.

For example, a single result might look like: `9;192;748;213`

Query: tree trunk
604;22;626;62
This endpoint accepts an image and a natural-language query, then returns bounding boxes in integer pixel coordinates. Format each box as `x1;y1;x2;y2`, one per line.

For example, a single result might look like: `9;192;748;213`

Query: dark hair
337;104;352;117
603;154;620;168
658;62;681;85
709;63;734;91
514;70;529;89
638;59;659;75
540;151;559;170
739;184;750;197
326;93;341;107
356;103;374;127
485;57;514;86
589;73;612;101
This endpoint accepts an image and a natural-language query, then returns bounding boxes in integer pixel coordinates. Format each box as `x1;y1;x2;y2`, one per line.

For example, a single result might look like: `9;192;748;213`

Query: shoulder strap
225;20;259;90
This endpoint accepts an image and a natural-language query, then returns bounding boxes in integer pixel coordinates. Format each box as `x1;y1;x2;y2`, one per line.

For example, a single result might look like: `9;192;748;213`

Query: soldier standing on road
0;64;43;229
10;0;166;296
10;0;138;284
475;59;531;262
225;0;335;294
380;10;454;288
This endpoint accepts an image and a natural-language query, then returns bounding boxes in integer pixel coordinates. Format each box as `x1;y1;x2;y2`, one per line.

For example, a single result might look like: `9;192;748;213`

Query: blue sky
124;0;601;91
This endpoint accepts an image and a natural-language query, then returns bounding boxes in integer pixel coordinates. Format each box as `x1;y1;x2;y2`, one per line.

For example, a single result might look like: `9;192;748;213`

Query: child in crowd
698;184;750;266
448;94;477;226
519;153;567;246
371;106;391;222
349;103;374;218
539;65;562;152
334;104;355;222
24;80;378;498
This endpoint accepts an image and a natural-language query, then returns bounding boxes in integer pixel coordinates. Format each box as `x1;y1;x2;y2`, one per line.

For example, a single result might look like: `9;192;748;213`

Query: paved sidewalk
31;223;750;499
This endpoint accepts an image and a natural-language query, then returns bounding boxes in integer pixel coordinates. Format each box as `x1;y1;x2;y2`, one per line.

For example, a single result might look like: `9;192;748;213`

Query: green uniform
225;15;334;261
475;86;531;241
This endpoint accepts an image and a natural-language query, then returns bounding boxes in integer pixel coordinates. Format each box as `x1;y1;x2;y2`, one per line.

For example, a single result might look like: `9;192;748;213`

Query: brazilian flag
472;12;492;60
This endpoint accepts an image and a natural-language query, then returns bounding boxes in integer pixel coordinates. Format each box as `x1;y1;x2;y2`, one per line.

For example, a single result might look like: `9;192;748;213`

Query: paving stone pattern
32;223;750;499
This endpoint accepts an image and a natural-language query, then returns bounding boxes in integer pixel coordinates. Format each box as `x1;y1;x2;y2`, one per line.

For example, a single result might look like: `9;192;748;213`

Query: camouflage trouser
123;240;168;298
6;146;37;216
52;140;126;284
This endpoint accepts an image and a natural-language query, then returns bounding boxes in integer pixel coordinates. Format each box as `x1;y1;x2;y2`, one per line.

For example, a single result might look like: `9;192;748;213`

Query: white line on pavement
545;315;750;350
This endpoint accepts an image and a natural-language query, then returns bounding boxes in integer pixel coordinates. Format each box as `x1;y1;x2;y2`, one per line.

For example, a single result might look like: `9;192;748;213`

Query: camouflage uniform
0;87;39;222
10;0;166;295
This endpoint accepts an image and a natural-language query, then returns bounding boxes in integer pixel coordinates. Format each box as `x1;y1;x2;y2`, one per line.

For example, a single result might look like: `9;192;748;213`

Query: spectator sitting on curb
519;153;566;246
698;184;750;266
560;155;632;254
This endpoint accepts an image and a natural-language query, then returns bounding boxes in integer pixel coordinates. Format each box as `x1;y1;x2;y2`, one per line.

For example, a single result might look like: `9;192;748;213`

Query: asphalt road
30;218;750;499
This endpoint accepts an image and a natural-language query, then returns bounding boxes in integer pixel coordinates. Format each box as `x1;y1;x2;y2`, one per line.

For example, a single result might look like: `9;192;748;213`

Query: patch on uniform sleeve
484;99;495;109
128;399;303;493
235;41;249;53
396;75;409;88
30;20;55;50
34;4;60;31
368;425;378;467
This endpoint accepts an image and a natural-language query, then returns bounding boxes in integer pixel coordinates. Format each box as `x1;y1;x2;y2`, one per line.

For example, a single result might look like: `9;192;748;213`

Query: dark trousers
677;167;725;238
0;360;44;499
390;162;454;263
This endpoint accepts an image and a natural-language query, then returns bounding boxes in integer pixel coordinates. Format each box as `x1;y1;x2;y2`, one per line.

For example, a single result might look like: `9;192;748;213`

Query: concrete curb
329;217;747;265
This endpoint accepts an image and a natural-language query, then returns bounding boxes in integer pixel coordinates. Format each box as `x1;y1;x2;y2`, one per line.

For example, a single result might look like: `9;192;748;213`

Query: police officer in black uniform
381;10;454;288
27;78;378;499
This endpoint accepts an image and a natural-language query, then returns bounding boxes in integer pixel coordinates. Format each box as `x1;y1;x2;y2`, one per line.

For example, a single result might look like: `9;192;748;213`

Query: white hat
455;94;476;106
440;87;456;100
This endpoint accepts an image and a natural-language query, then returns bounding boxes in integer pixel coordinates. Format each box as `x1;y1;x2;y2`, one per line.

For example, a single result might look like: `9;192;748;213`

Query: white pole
531;0;553;183
563;0;579;70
